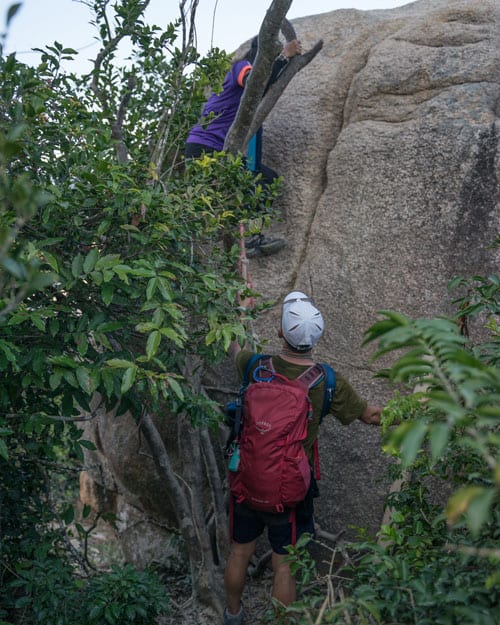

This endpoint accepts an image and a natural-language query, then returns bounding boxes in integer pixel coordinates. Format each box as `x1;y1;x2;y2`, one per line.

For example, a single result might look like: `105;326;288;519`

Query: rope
238;223;254;309
237;223;258;347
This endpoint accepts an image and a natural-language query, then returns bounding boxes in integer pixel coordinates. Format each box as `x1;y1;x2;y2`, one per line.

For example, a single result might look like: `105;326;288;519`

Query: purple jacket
186;60;252;151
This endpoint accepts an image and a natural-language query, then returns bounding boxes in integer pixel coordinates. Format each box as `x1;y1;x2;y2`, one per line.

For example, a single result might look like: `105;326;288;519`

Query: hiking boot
223;605;245;625
245;233;286;258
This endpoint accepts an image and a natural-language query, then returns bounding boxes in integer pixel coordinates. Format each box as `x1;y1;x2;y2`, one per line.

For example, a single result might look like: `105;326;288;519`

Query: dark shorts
185;142;216;159
230;481;318;555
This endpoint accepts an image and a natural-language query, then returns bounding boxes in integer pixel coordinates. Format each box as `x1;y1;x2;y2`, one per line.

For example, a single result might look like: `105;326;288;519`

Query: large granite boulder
250;0;499;535
81;0;500;560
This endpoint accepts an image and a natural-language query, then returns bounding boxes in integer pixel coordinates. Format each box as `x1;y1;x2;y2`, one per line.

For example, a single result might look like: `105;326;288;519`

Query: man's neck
279;344;315;365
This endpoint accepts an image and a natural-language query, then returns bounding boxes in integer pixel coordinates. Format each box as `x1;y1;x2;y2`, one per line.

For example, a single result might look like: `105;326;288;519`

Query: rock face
82;0;500;562
253;0;499;535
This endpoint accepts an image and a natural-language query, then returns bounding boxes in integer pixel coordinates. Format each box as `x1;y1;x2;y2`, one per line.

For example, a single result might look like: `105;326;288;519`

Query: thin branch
150;1;199;177
280;17;297;41
316;526;345;545
111;74;137;164
210;0;220;49
1;402;104;422
42;466;92;576
90;1;152;164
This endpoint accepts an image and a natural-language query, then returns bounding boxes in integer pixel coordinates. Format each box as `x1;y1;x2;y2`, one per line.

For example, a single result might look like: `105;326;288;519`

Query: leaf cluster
271;270;499;624
0;0;278;620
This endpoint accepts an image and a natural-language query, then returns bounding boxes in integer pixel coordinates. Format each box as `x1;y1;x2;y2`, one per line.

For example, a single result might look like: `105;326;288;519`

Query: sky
2;0;411;74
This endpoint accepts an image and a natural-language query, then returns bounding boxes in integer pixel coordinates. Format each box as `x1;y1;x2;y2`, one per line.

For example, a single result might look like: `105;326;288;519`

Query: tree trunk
224;0;293;154
139;410;224;616
224;0;323;155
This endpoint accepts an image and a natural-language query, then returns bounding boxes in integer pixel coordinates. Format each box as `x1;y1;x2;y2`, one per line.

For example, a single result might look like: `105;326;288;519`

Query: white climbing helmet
281;291;324;351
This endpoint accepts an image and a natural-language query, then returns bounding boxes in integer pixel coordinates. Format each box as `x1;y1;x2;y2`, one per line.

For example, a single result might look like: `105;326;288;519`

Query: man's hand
360;405;382;425
282;39;302;58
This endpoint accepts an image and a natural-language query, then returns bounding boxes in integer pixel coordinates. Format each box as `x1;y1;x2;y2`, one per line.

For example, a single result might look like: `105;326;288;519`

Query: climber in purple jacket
185;36;302;258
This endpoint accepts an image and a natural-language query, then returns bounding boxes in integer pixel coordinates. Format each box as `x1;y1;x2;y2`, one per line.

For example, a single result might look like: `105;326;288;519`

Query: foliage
83;564;169;625
271;267;499;624
363;303;499;535
0;0;280;620
4;559;168;625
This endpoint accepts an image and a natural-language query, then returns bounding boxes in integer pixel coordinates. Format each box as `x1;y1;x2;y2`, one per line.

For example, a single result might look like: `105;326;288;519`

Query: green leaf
121;366;137;394
146;277;158;300
0;339;18;363
166;376;184;401
95;253;121;270
40;250;59;272
160;326;185;347
136;322;158;333
7;2;22;26
129;267;156;278
465;487;495;535
90;270;103;285
447;486;496;535
30;313;46;332
49;370;63;390
79;438;96;450
48;355;78;368
106;358;135;369
113;264;131;283
205;329;216;346
0;439;9;460
0;257;27;280
76;367;92;393
146;330;161;359
157;277;173;300
429;422;449;461
72;254;84;277
83;247;99;273
400;420;428;466
29;271;58;291
102;282;113;306
62;505;75;524
222;325;234;351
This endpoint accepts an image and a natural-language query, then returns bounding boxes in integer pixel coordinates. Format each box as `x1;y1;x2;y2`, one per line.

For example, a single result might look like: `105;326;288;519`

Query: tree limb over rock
246;39;323;145
223;0;323;155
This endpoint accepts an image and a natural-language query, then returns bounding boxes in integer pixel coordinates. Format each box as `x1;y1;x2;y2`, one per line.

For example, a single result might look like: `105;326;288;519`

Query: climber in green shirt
223;291;381;625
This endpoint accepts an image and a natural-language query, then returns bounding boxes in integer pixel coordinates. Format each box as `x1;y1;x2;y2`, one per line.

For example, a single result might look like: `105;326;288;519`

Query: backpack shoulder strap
295;363;336;422
295;364;325;392
318;363;336;422
242;353;267;388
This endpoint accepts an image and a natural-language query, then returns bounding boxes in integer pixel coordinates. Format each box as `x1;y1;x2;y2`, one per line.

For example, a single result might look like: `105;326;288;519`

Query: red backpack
227;356;329;516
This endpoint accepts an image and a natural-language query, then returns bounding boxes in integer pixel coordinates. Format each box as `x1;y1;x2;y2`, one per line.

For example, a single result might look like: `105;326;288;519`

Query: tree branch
138;410;193;532
224;0;293;154
280;17;297;41
150;1;199;178
224;1;323;155
89;1;152;164
200;423;230;562
111;74;136;164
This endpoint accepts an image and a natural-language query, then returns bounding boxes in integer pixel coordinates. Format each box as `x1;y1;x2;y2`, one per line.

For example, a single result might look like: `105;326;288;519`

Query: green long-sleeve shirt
236;350;367;460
